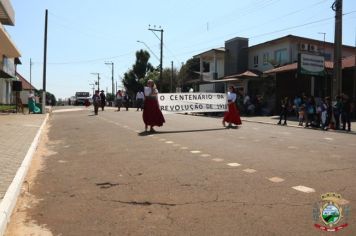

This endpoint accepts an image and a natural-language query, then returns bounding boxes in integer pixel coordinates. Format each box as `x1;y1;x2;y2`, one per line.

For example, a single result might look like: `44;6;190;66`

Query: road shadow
138;127;229;136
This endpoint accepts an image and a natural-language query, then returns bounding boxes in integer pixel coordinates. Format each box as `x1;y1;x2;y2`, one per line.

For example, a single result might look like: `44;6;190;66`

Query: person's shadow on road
138;128;227;136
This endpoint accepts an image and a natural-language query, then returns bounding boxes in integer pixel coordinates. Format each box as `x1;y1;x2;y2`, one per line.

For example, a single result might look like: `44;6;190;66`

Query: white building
0;0;21;104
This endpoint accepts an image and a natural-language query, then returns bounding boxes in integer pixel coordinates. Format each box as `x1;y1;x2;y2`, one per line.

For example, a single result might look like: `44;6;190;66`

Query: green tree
178;58;200;92
123;50;155;96
157;67;179;93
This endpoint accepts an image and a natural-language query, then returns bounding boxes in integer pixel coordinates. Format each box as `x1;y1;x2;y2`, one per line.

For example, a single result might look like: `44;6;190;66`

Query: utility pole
332;0;343;99
171;61;173;93
89;83;95;95
91;73;100;91
105;62;114;95
30;58;33;92
42;9;48;114
318;32;327;96
148;25;164;81
318;32;326;55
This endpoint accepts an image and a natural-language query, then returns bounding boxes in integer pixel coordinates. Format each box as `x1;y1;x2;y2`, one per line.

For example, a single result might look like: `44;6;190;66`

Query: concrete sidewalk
0;113;47;235
241;115;356;134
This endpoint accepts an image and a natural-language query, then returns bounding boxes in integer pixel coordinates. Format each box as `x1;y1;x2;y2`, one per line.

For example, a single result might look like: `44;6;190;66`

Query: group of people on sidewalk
277;94;353;131
92;81;243;132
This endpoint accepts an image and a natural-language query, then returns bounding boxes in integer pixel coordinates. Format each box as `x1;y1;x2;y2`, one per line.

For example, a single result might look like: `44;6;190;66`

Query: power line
174;10;356;57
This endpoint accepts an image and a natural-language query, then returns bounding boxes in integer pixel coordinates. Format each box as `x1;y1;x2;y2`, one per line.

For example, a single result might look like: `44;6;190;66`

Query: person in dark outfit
99;90;106;111
333;95;342;130
341;94;351;131
277;97;289;125
123;92;130;111
92;90;101;115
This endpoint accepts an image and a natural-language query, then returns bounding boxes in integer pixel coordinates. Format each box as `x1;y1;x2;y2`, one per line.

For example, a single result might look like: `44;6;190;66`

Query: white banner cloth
157;93;227;114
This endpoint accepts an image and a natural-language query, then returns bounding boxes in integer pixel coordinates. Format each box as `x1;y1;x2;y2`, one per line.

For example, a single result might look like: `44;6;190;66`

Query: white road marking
148;134;155;137
227;163;241;167
212;158;224;162
190;150;201;154
201;154;211;157
58;160;67;163
292;185;315;193
268;177;285;183
238;137;246;140
243;168;257;173
287;146;298;149
64;145;70;148
135;130;140;133
165;141;174;144
180;147;188;150
324;137;334;141
53;108;85;113
23;124;41;128
159;138;166;141
253;139;260;142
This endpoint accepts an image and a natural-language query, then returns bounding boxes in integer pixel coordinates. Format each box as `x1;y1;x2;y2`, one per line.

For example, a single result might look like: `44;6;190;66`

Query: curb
242;118;356;135
0;113;49;236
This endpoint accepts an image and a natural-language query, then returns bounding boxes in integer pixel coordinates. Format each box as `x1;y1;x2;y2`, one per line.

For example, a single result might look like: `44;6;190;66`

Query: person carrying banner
143;80;165;132
223;86;242;128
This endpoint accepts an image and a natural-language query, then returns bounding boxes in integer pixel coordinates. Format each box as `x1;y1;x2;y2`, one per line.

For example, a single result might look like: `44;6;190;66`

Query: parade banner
158;93;227;114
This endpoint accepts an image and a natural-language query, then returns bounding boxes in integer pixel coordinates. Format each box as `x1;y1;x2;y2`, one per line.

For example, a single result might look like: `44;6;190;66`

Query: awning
223;70;259;79
0;25;21;58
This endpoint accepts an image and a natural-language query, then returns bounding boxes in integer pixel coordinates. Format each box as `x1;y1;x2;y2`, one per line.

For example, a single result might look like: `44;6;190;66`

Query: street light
91;73;100;91
105;62;114;95
136;40;160;62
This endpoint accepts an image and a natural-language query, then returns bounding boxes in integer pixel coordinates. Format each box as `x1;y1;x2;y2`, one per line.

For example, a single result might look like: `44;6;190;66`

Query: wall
248;41;291;72
224;37;248;76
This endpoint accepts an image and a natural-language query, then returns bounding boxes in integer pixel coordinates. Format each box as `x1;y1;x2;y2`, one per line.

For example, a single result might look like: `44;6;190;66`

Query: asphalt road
7;107;356;236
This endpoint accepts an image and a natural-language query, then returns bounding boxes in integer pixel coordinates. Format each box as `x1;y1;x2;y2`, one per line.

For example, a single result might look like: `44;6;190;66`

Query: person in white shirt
136;90;144;111
142;80;165;132
223;86;242;128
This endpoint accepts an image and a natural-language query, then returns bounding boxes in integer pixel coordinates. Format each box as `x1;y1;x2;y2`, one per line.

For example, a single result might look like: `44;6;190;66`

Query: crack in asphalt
95;182;121;189
96;195;311;208
317;167;352;173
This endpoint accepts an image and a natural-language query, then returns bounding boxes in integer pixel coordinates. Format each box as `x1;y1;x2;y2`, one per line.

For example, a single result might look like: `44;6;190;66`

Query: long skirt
223;103;242;125
143;99;165;126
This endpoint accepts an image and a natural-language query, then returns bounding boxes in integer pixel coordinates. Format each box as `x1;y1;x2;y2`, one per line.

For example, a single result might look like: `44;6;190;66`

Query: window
274;49;288;65
253;55;259;66
263;52;269;65
323;53;332;61
203;61;210;72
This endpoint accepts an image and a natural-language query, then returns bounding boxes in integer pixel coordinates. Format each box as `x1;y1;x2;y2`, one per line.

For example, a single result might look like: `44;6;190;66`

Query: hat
100;90;104;92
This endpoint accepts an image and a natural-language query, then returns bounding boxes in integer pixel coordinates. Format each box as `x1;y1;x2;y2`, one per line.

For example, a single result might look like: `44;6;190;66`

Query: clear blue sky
6;0;356;99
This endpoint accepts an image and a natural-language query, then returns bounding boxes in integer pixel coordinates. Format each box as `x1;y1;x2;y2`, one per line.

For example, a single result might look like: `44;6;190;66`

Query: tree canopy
122;50;154;96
